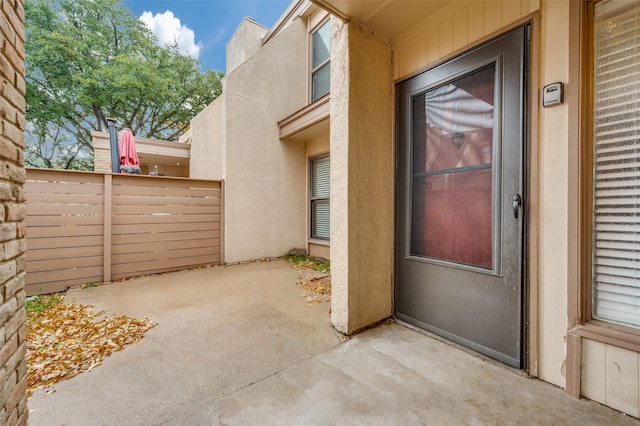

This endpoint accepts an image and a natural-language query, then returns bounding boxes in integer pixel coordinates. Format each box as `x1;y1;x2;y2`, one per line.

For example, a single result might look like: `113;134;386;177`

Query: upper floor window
311;19;330;102
590;0;640;329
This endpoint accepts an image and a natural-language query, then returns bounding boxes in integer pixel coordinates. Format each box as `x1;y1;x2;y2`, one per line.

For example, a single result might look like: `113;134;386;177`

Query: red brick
2;41;21;77
14;290;22;309
0;16;14;46
5;407;16;426
0;183;11;201
0;54;14;83
16;324;24;345
2;2;23;44
0;223;15;244
4;340;24;376
14;74;23;96
0;298;16;330
0;369;15;405
4;203;24;221
4;357;26;412
0;137;18;163
4;307;23;338
1;80;23;112
3;239;25;259
4;273;23;298
14;223;23;239
2;120;24;148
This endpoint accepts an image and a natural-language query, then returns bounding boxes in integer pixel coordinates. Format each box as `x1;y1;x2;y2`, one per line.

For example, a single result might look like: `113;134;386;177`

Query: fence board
112;222;220;235
112;245;220;264
27;214;104;227
112;254;220;277
27;266;103;288
112;229;219;245
27;225;104;239
27;204;104;216
29;255;103;272
109;214;218;225
26;192;104;205
112;204;219;215
112;195;220;206
27;245;103;261
111;238;218;255
25;168;223;295
26;235;103;250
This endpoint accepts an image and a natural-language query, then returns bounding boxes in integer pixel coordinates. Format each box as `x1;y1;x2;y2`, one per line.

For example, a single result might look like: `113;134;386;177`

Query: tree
25;0;224;170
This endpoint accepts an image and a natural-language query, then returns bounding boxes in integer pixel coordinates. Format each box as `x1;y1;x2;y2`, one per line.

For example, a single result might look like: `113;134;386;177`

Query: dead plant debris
298;276;332;304
283;255;330;274
26;294;155;396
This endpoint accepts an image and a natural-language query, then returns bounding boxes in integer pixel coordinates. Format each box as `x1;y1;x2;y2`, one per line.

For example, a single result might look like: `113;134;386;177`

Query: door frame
393;15;540;375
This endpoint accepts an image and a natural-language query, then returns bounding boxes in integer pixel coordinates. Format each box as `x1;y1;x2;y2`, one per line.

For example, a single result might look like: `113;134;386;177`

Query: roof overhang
278;95;330;142
92;131;191;168
310;0;449;39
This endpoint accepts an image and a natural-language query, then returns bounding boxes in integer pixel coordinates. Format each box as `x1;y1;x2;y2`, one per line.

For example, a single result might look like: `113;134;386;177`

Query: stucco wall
330;19;394;334
388;0;568;390
226;18;268;74
189;93;225;180
222;17;309;263
0;0;28;424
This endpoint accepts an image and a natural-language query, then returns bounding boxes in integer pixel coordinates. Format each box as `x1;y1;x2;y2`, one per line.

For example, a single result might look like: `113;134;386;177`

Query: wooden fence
25;168;223;295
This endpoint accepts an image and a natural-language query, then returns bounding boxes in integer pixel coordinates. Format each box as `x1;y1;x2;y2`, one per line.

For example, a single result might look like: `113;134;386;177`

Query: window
310;155;330;240
311;20;330;102
590;0;640;329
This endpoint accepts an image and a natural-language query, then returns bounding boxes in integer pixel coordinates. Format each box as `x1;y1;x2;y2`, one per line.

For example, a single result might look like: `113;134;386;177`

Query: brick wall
0;0;28;424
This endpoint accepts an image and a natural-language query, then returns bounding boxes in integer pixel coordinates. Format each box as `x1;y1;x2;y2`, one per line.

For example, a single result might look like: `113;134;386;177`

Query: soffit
92;131;190;168
279;95;330;142
312;0;448;39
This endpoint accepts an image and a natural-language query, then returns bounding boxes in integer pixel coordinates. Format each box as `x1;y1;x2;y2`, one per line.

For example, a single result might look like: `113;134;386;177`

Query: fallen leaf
26;297;155;396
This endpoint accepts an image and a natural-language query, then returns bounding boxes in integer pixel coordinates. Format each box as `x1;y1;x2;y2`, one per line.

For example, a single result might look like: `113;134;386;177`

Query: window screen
592;0;640;328
312;20;330;102
311;155;330;240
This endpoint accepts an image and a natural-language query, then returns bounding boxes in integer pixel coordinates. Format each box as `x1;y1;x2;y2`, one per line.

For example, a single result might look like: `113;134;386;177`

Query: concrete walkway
28;259;637;425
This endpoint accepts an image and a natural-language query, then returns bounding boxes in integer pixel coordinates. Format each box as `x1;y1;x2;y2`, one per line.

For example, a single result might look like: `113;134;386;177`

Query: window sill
309;238;329;246
568;321;640;353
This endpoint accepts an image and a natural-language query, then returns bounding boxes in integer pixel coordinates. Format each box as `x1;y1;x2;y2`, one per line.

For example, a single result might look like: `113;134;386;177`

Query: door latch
512;194;522;219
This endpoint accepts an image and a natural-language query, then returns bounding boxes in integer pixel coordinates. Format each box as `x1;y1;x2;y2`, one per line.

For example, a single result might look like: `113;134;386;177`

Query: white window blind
312;20;330;102
592;0;640;328
311;155;330;240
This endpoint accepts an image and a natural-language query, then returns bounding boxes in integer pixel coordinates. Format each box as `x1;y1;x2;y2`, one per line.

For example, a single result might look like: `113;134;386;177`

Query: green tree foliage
25;0;224;170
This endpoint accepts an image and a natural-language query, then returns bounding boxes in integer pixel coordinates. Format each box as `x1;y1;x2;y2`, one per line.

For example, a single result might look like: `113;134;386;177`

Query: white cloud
139;10;202;59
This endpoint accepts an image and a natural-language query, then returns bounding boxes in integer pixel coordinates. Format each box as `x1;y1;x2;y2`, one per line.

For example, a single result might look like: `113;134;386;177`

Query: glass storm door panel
396;26;527;368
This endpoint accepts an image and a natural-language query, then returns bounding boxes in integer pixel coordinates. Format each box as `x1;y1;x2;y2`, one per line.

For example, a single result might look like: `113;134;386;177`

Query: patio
27;259;636;425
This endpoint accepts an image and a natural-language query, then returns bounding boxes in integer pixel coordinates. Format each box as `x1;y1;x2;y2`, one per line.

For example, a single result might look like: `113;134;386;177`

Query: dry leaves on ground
26;297;155;396
298;276;331;304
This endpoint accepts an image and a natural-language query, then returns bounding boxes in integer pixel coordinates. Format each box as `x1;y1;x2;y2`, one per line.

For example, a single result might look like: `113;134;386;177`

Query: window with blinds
592;0;640;328
311;20;330;102
311;155;330;240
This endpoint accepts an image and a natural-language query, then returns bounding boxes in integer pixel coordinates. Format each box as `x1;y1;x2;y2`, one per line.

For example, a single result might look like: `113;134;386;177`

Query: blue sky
124;0;291;72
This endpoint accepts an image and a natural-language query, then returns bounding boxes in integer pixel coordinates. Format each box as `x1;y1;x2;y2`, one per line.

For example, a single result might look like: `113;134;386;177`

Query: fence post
220;179;225;265
108;118;120;173
103;174;113;283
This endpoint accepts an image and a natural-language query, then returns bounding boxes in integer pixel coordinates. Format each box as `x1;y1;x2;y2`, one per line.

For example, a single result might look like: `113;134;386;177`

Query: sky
124;0;291;72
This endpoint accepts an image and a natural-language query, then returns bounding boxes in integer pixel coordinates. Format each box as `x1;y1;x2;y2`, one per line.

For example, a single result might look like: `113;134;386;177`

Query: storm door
395;26;528;368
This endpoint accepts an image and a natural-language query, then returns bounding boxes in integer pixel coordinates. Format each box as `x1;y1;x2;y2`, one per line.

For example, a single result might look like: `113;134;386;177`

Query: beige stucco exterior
189;92;225;180
188;0;640;418
329;18;394;334
190;12;313;263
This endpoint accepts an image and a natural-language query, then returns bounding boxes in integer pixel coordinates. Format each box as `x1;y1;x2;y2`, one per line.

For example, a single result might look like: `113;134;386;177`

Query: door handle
512;194;522;219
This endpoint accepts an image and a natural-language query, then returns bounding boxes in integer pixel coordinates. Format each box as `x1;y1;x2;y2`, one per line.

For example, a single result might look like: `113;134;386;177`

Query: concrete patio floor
27;259;637;425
